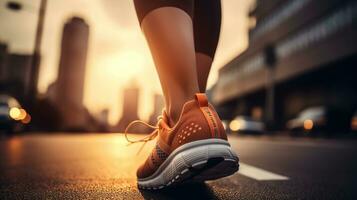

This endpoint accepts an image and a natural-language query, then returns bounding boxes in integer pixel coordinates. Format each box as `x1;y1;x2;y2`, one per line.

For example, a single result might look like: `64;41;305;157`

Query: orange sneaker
125;93;239;190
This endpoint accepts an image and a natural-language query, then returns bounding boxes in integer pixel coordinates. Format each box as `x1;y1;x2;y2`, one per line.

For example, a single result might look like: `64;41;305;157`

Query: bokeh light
304;119;314;130
21;114;31;124
9;107;21;120
229;120;241;132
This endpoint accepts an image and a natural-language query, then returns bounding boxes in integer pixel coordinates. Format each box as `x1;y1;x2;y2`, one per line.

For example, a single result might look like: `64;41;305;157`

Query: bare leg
193;0;222;92
140;8;199;125
196;53;213;92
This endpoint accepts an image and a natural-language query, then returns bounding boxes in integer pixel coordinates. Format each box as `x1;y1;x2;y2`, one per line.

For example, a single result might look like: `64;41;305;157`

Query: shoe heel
179;142;239;181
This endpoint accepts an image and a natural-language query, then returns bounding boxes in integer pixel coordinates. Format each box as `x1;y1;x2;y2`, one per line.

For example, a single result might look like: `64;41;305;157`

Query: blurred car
286;106;326;132
0;95;29;133
229;116;265;134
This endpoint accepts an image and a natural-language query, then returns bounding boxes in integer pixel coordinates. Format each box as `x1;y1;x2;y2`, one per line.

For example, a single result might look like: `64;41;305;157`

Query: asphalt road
0;133;357;199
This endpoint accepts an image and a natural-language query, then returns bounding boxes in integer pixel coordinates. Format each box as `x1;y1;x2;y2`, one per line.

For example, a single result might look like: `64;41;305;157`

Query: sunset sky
0;0;254;125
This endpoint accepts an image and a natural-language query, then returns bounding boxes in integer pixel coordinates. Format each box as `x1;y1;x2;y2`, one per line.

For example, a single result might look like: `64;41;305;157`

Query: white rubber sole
137;139;239;190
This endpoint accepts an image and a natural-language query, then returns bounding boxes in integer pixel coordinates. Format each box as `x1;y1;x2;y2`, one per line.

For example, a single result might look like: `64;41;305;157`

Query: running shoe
125;93;239;190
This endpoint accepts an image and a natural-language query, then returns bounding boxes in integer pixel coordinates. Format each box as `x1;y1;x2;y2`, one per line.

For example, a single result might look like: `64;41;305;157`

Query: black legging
133;0;221;59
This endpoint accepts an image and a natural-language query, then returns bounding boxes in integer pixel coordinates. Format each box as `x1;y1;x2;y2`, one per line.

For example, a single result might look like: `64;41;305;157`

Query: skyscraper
56;17;89;108
49;17;90;130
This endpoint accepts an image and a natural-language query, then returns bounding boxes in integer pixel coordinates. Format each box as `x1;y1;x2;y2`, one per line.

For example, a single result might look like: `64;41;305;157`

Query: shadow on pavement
139;182;219;200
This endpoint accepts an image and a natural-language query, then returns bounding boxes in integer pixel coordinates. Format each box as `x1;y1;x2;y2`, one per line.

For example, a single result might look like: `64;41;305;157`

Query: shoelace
124;116;168;155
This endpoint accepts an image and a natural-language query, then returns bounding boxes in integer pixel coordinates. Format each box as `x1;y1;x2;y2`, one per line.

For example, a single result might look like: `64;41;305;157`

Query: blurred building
148;94;164;125
0;42;32;103
0;43;8;84
47;17;90;131
95;108;110;132
5;54;32;101
116;86;143;133
213;0;357;131
97;109;109;125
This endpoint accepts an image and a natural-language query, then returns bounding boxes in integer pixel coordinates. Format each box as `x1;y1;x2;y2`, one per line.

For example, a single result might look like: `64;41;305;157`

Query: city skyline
0;0;254;124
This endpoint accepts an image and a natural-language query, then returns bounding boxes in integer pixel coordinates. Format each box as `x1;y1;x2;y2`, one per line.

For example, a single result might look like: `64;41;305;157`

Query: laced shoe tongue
124;120;160;144
124;110;170;144
124;120;159;155
162;110;169;125
159;110;171;130
124;110;171;155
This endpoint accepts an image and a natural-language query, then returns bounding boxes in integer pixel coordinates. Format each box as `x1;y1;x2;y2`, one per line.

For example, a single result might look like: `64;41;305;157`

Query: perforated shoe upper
136;93;227;179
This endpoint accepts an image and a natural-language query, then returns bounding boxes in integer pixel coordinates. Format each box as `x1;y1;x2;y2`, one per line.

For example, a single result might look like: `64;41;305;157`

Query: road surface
0;133;357;199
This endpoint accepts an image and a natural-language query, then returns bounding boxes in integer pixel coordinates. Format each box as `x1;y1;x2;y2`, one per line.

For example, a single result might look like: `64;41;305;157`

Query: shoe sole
137;139;239;190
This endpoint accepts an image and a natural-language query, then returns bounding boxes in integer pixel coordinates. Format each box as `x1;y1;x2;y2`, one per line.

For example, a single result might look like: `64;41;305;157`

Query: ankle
168;109;180;127
167;94;196;126
167;102;186;126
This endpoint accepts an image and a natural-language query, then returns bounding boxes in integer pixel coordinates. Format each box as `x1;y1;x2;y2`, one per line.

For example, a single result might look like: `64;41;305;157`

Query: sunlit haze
0;0;253;125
